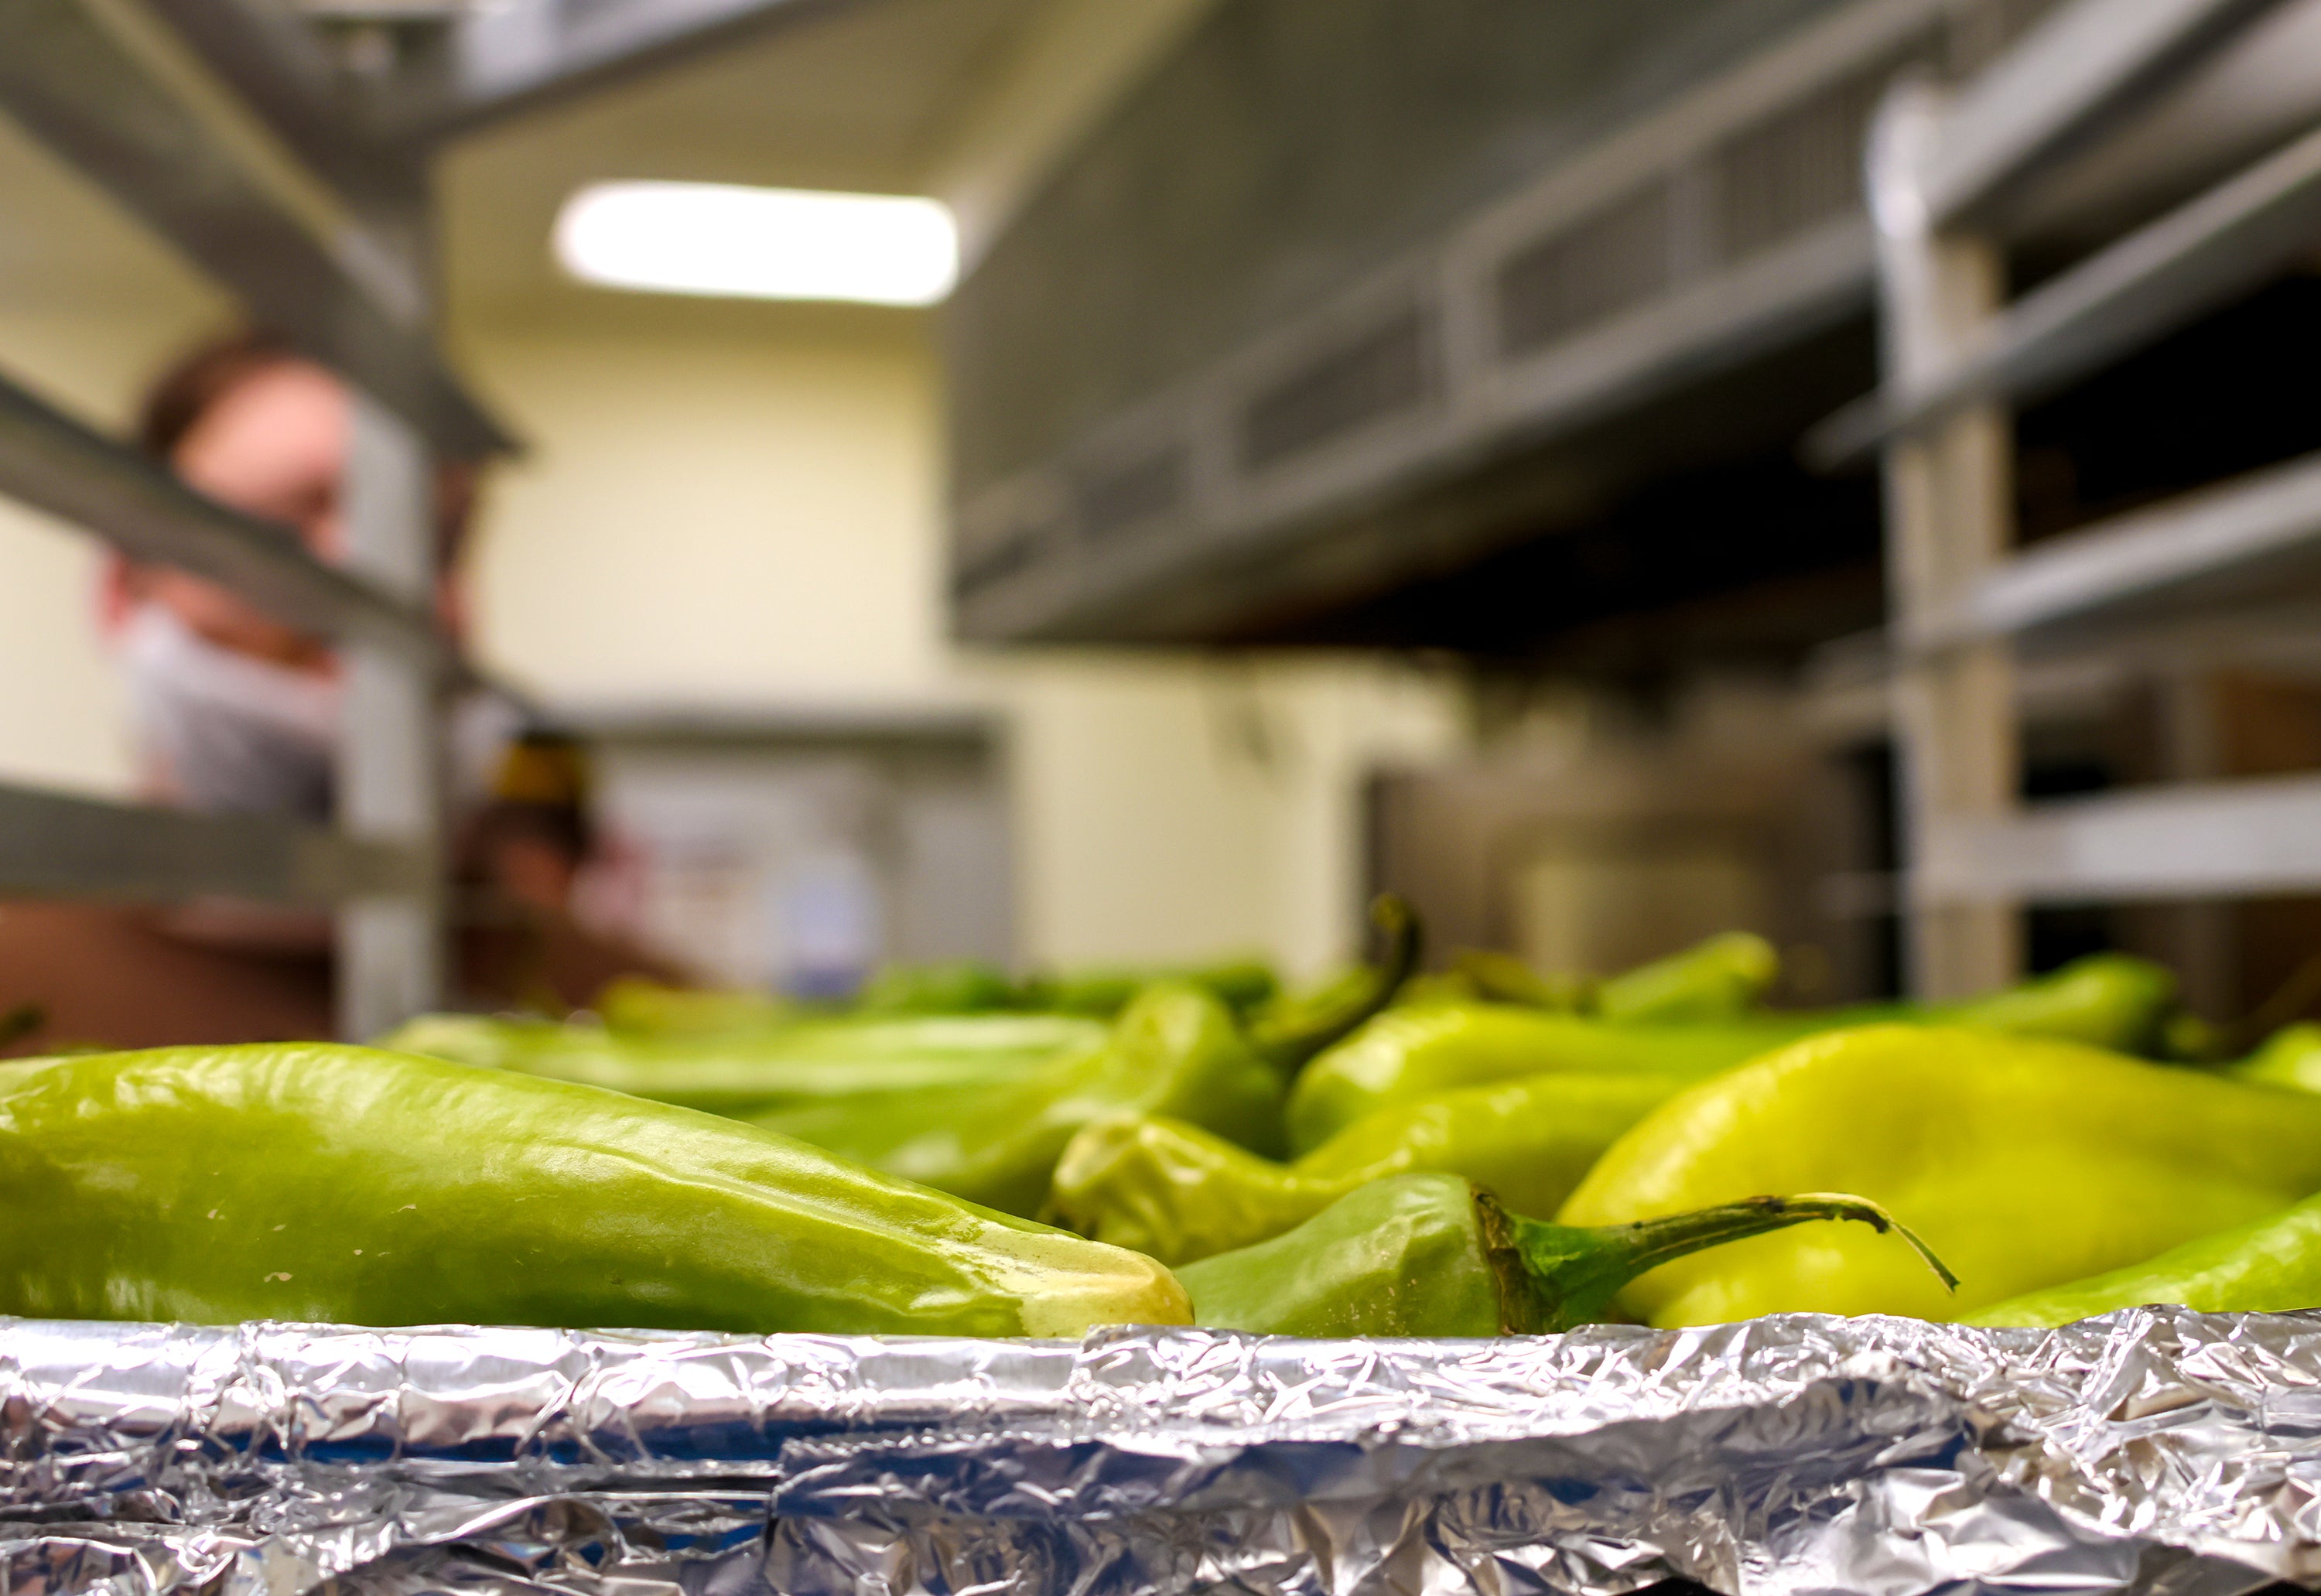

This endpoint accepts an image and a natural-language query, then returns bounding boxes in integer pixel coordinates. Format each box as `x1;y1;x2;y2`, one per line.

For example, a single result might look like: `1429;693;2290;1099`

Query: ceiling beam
375;0;853;145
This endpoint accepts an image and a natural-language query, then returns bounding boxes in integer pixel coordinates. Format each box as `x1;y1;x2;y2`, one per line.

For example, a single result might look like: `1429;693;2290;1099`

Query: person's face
135;359;350;672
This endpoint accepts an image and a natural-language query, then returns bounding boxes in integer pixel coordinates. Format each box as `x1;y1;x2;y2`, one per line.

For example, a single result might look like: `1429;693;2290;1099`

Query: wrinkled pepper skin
1182;1174;1505;1335
756;983;1284;1218
1966;1191;2321;1327
1052;1070;1683;1265
1178;1174;1938;1337
1288;952;2182;1153
380;1012;1106;1119
0;1044;1189;1335
1559;1026;2321;1326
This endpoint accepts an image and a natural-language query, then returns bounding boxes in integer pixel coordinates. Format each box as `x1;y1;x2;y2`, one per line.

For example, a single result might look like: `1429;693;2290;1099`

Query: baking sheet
3;1307;2319;1596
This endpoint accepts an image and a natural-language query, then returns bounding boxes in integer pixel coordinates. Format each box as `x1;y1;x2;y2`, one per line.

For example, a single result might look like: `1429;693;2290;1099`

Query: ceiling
439;0;1040;309
0;110;222;312
0;0;1218;329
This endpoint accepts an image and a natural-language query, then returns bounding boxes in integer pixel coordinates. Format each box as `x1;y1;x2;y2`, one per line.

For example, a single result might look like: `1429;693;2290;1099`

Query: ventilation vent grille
1497;183;1675;359
1076;447;1188;542
1947;0;2073;73
954;518;1058;591
1714;68;1885;262
1241;306;1433;471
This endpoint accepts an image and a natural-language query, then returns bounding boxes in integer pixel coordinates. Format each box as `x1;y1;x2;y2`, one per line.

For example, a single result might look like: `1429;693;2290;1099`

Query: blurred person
0;330;678;1053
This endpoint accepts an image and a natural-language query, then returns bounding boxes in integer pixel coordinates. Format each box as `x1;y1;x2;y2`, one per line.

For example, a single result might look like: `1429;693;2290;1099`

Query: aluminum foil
2;1308;2319;1596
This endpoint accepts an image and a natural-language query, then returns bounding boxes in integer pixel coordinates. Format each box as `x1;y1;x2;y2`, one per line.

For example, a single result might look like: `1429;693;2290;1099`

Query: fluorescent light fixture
552;182;957;306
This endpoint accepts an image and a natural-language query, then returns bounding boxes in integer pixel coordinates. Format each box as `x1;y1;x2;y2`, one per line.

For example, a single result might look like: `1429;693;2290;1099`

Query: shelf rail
0;0;510;1034
0;0;511;460
1920;774;2321;902
1808;113;2321;467
0;784;422;904
1912;0;2291;227
0;364;450;668
1827;0;2321;969
1907;447;2321;650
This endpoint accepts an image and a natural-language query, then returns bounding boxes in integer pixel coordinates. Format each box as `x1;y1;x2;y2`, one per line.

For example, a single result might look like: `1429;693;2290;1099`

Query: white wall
460;303;949;704
929;0;1225;266
0;302;227;799
0;255;1467;983
0;58;1470;982
0;117;231;798
987;650;1465;975
451;299;1468;979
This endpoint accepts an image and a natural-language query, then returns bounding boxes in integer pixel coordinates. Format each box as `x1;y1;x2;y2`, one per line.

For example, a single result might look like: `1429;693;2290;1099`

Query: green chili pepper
1051;1070;1683;1265
1926;952;2178;1054
1560;1024;2321;1326
379;1011;1106;1118
1244;895;1420;1078
1444;932;1778;1018
1444;951;1592;1011
856;961;1026;1016
1964;1188;2321;1327
755;982;1284;1218
594;978;795;1037
1594;931;1780;1022
599;960;1280;1032
1286;1007;1801;1154
1178;1173;1948;1336
1027;961;1280;1020
1288;951;2181;1153
0;1042;1188;1335
2226;1022;2321;1092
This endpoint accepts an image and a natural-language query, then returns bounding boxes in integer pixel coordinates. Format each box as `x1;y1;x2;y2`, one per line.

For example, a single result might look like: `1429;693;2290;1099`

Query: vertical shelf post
337;399;443;1039
1871;81;2022;998
337;161;449;1041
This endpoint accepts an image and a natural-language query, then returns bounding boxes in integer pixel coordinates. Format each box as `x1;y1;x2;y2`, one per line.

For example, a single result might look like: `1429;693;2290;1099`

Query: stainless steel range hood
944;0;2321;651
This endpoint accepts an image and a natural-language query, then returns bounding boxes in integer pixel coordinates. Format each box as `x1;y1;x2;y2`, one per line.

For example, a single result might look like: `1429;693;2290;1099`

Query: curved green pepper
1926;952;2177;1054
1178;1173;1947;1336
1594;931;1780;1023
380;1011;1105;1118
755;983;1284;1218
1288;951;2182;1153
1444;951;1591;1011
1965;1190;2321;1327
2227;1022;2321;1092
0;1042;1188;1335
1287;1007;1803;1153
1446;931;1778;1019
1244;895;1420;1078
1027;960;1280;1020
594;978;795;1037
855;961;1025;1015
1051;1070;1683;1265
1559;1025;2321;1325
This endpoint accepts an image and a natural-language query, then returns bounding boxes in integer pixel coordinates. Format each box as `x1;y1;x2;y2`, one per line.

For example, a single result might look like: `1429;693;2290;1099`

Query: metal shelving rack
1803;0;2321;997
0;0;504;1040
0;0;815;1036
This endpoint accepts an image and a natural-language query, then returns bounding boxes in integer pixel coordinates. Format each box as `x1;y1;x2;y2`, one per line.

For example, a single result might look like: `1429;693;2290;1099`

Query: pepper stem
1479;1191;1957;1334
1249;895;1423;1077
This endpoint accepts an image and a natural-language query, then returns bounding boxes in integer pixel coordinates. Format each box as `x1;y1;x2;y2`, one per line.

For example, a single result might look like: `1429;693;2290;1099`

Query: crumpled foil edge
2;1307;2319;1596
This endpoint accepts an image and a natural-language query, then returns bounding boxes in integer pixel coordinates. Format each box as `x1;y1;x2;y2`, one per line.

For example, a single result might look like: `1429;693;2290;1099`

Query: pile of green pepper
17;919;2321;1341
